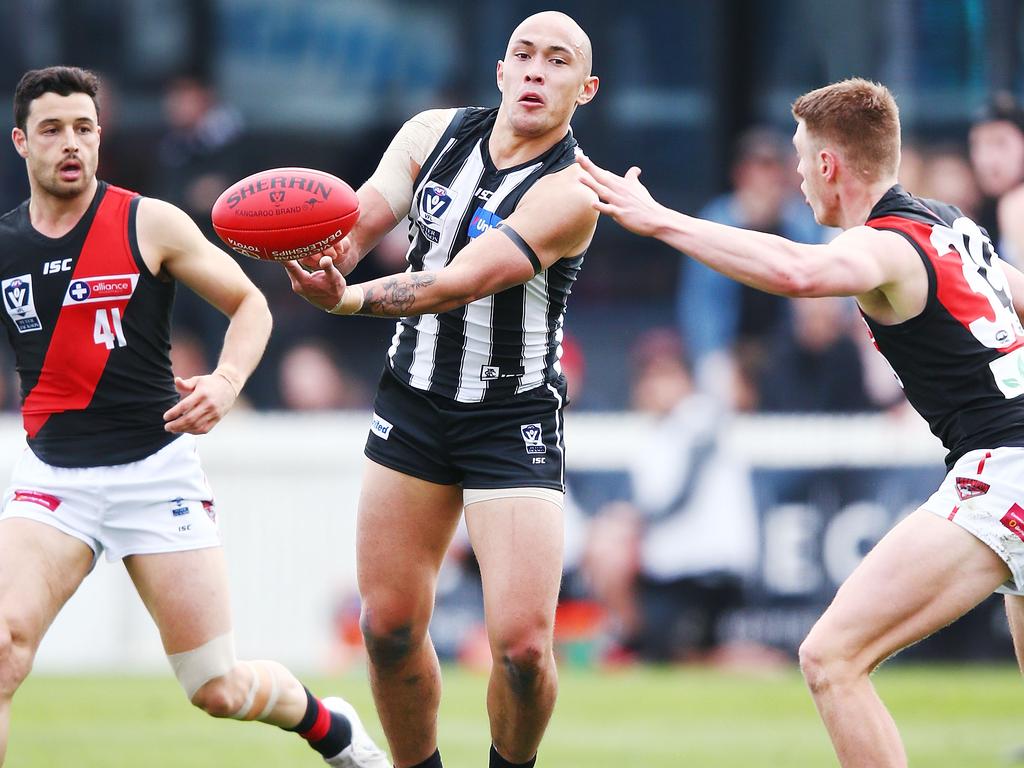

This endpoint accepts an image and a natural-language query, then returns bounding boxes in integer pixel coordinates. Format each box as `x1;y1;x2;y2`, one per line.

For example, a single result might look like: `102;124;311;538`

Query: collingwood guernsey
387;106;584;403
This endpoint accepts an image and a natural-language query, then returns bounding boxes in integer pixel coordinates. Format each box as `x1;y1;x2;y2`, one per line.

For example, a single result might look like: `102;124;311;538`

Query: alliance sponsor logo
63;274;138;306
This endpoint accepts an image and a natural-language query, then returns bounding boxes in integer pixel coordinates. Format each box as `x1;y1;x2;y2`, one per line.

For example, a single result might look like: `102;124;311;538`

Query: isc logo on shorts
371;412;394;440
520;423;546;455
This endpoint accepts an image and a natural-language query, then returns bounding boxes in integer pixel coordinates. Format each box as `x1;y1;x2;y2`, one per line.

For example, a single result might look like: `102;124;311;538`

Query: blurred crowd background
3;0;1024;668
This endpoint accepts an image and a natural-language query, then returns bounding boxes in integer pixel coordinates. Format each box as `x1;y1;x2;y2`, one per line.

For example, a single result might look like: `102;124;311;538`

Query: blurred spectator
968;91;1024;262
917;143;982;220
278;341;370;410
155;75;246;219
168;330;211;381
583;329;761;663
560;332;586;406
758;297;876;413
677;127;828;400
897;141;926;195
154;75;248;367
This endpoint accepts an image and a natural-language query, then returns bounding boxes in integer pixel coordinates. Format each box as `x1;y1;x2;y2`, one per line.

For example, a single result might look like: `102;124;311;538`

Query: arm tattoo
361;272;437;316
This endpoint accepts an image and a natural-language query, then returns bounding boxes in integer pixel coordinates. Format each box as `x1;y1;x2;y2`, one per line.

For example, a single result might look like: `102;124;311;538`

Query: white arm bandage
365;108;456;221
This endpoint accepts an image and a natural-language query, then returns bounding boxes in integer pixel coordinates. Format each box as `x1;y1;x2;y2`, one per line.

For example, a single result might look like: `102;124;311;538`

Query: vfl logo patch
371;412;393;440
521;423;546;455
956;477;991;501
11;489;61;511
2;275;41;332
170;496;190;517
63;274;139;306
417;184;454;245
269;190;286;204
1002;503;1024;543
468;207;503;239
421;184;453;218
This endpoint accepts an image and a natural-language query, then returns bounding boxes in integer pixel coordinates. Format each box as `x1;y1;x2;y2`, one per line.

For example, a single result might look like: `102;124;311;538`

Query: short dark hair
14;66;100;131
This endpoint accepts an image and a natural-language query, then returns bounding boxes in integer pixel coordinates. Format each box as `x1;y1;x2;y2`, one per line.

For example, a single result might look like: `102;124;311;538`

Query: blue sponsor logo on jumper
468;207;503;239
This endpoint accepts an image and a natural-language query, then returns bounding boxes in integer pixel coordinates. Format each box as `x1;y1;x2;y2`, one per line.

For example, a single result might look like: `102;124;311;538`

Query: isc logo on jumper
63;274;139;306
520;423;546;455
468;207;503;239
2;274;41;333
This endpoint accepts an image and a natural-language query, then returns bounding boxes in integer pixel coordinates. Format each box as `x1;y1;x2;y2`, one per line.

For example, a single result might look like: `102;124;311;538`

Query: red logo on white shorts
956;477;991;501
1001;504;1024;543
12;489;61;511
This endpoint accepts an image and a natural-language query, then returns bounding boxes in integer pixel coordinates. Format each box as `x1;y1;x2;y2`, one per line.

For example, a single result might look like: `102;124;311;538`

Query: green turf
6;664;1023;767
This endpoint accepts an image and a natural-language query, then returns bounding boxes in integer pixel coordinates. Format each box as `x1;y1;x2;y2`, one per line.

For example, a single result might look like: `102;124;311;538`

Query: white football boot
322;696;391;768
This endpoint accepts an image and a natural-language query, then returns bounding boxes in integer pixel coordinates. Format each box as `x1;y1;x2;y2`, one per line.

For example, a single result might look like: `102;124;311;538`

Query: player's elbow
771;264;818;298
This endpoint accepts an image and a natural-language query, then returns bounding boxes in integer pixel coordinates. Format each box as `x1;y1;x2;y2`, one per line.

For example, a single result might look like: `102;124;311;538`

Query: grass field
7;664;1024;767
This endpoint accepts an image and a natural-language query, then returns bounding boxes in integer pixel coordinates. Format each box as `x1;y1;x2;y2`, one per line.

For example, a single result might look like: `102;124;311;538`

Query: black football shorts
363;366;566;491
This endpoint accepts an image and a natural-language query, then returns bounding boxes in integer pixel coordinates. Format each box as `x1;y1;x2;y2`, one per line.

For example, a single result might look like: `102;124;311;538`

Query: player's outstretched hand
576;154;665;238
283;254;348;312
163;372;239;434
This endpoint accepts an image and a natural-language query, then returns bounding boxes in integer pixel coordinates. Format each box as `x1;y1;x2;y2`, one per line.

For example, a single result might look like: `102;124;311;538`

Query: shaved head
507;11;593;76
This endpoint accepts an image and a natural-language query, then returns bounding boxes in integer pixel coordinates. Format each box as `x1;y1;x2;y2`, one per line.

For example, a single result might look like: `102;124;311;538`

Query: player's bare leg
356;461;463;767
1005;594;1024;674
0;519;93;766
126;546;387;765
799;508;1010;768
466;496;563;765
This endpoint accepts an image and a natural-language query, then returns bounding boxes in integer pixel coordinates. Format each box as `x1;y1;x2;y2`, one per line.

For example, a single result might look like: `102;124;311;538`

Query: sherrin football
211;167;359;261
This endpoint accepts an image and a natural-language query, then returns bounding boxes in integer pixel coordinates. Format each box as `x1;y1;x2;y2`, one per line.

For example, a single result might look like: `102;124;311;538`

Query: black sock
285;687;352;758
490;744;537;768
410;748;444;768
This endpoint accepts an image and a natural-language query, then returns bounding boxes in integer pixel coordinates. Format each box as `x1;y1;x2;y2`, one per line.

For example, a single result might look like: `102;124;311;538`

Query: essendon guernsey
864;185;1024;468
0;182;178;467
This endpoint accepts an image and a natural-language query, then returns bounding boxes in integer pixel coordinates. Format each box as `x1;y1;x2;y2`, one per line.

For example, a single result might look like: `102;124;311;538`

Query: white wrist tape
168;631;237;700
327;285;364;315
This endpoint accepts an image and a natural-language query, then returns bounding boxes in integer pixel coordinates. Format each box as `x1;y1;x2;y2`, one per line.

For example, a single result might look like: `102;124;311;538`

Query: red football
211;167;359;261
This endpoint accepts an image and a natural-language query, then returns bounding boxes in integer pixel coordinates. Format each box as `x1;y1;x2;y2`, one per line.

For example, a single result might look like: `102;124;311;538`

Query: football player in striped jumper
286;11;600;768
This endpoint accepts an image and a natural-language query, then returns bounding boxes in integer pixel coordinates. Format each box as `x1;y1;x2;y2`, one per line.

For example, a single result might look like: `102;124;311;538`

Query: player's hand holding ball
295;237;360;276
212;166;364;314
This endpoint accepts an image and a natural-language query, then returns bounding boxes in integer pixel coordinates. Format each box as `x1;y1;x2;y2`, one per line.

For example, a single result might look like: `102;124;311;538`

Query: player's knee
798;633;855;694
168;632;238;708
0;619;34;697
360;605;425;669
190;672;245;718
496;630;553;696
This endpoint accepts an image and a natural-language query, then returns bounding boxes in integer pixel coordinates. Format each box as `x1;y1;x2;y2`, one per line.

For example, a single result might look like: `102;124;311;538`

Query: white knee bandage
168;632;237;700
229;661;281;721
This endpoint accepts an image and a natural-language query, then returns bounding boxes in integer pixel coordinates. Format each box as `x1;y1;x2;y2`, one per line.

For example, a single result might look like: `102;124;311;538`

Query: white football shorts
0;434;220;562
921;446;1024;595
